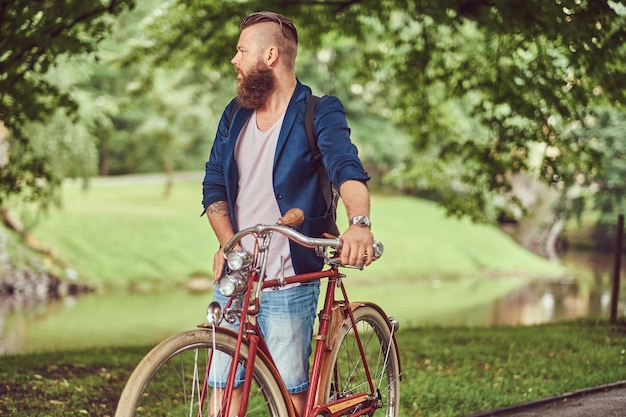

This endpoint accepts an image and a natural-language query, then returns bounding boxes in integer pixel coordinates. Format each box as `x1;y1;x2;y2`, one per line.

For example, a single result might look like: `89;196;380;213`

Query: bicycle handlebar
223;224;384;260
223;224;339;253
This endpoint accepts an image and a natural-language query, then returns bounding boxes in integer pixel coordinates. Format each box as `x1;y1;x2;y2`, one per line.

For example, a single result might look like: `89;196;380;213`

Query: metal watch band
350;215;371;227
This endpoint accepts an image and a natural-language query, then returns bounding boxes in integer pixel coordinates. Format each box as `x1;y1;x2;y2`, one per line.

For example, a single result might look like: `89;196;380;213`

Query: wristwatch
350;215;371;228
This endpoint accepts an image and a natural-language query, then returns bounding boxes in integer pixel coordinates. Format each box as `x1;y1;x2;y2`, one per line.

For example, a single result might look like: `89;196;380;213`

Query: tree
564;108;626;247
0;0;135;210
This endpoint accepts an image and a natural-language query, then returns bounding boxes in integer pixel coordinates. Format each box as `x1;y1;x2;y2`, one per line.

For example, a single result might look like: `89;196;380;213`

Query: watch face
352;215;370;227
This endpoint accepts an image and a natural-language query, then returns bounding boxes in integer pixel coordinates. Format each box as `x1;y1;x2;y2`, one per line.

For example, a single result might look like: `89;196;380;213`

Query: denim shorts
209;282;320;394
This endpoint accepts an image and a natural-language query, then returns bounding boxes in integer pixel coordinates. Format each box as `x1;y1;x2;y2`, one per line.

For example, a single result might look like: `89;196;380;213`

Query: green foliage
76;0;237;177
362;2;626;222
4;0;626;230
0;0;135;209
563;108;626;245
0;319;624;416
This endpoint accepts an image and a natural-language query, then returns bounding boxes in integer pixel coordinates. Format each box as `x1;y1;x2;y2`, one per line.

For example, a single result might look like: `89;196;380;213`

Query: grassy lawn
0;318;624;417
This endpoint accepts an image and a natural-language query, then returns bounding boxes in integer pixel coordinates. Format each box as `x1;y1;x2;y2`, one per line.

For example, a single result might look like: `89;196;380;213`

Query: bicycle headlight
226;250;253;271
219;272;247;297
206;301;223;325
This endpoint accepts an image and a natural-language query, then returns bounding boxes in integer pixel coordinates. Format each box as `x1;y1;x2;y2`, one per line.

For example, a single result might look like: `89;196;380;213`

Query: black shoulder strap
225;102;241;135
305;95;321;161
304;95;335;217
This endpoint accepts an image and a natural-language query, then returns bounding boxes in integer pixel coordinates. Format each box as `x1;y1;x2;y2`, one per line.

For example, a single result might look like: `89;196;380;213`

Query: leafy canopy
2;0;626;226
0;0;134;208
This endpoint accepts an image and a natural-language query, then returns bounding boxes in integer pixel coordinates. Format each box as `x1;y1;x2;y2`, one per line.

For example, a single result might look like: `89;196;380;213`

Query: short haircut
240;11;298;67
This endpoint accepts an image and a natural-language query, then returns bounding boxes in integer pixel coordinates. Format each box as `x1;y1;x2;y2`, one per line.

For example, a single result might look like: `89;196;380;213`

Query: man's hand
212;247;226;283
339;225;375;267
206;200;235;284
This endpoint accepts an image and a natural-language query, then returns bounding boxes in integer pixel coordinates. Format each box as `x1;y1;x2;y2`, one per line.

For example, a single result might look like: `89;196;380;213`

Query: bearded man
201;11;374;415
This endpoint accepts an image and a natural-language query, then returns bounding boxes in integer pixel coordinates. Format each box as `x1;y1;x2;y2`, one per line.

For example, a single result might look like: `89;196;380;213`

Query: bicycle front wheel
322;304;400;417
115;328;292;417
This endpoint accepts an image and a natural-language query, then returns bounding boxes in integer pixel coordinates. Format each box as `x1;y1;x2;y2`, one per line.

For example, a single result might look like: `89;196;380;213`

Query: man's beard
236;62;276;110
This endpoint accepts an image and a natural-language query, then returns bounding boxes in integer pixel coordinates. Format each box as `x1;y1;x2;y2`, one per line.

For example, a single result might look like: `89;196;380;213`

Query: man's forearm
206;201;236;247
339;180;370;220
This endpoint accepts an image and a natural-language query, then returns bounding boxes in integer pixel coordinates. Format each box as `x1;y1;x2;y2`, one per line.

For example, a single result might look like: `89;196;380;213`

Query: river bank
0;230;93;320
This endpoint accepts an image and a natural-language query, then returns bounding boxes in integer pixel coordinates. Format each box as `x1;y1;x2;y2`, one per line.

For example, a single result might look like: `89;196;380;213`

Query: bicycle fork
204;273;263;417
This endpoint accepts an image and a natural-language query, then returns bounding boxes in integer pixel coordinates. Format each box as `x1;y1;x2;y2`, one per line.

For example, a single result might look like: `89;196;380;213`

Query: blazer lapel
225;106;252;200
274;82;308;165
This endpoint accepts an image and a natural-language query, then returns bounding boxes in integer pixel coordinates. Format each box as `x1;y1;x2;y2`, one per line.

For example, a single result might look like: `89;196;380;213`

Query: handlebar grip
336;240;384;261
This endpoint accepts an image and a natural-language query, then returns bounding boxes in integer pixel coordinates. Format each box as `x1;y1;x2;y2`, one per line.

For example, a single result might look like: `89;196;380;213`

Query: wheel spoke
323;306;400;416
115;330;290;417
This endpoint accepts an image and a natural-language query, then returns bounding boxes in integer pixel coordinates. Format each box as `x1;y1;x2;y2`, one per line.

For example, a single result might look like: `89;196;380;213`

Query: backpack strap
224;102;241;136
305;95;321;161
305;95;336;225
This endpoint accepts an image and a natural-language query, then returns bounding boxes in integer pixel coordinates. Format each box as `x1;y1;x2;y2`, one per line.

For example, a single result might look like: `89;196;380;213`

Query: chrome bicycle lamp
226;250;253;271
218;271;247;297
206;301;222;325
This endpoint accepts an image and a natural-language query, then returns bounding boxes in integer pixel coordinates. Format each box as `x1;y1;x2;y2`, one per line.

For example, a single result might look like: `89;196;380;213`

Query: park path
465;381;626;417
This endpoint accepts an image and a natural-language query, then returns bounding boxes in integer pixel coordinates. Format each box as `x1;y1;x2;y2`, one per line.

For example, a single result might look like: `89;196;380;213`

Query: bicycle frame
207;276;400;415
200;224;401;417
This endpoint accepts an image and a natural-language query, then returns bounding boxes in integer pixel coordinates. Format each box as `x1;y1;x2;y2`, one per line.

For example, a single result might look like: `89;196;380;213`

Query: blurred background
1;0;626;355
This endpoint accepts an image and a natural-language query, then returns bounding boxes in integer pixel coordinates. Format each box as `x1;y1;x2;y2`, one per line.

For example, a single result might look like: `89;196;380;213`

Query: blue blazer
202;80;369;273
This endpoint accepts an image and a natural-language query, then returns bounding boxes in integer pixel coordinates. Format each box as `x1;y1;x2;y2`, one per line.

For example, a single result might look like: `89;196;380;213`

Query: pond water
1;250;625;355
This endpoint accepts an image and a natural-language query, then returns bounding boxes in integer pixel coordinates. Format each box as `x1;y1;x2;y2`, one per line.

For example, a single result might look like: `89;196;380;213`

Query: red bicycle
115;208;402;417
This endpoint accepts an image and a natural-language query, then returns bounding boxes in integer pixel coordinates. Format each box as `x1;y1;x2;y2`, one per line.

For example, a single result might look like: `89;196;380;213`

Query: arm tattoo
207;201;230;217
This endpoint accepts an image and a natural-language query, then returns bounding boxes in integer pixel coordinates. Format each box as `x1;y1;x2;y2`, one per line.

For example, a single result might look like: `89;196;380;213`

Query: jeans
209;282;320;394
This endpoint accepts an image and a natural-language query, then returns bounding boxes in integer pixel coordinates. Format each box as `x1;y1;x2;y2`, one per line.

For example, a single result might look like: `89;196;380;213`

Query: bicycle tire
320;304;400;417
115;328;292;417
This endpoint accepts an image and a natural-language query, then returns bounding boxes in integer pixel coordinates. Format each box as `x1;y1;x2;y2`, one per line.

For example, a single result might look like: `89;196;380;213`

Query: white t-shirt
234;111;297;287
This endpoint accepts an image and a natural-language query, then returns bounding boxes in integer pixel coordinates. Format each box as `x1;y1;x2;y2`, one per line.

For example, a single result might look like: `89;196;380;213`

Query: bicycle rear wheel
321;305;400;417
115;328;291;417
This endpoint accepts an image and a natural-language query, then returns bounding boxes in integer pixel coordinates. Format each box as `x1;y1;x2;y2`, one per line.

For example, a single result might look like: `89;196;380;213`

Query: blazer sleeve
201;100;237;215
314;95;370;187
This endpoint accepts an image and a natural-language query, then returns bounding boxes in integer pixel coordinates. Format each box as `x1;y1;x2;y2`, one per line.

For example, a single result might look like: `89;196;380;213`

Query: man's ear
265;46;279;66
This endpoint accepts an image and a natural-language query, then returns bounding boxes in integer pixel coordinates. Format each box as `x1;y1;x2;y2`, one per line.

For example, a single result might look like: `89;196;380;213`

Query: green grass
1;319;624;417
397;319;626;416
29;175;213;290
28;173;564;290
